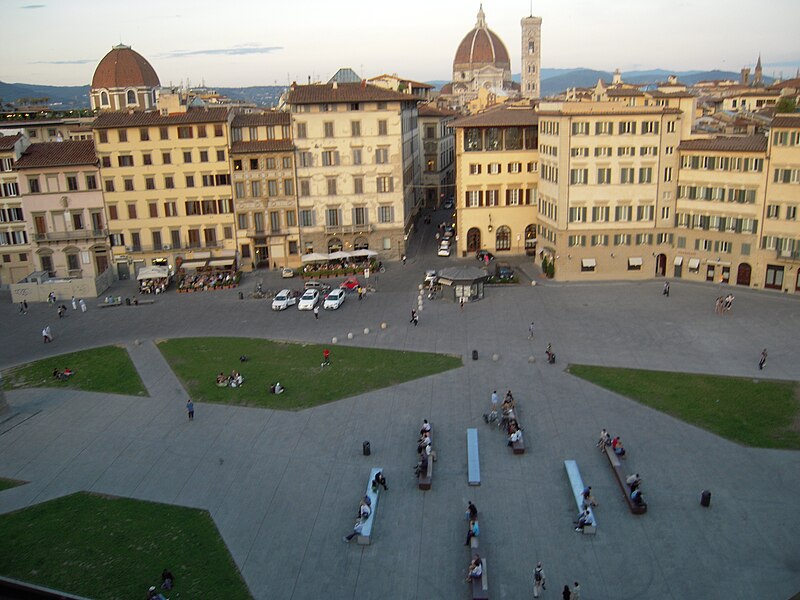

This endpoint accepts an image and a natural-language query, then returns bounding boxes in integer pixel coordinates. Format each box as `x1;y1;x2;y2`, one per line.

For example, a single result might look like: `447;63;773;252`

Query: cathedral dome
453;6;511;70
91;44;160;90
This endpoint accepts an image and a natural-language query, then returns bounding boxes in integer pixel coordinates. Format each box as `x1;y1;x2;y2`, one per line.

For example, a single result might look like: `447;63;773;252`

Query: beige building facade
418;105;456;208
230;112;300;271
0;134;33;287
282;82;421;259
92;105;235;279
452;105;540;258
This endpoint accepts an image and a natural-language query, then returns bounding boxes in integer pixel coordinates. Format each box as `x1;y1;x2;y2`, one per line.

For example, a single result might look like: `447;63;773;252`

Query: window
466;190;482;207
217;150;226;162
162;152;171;164
118;129;128;143
127;204;137;219
286;210;296;227
164;201;177;217
250;181;261;197
201;175;214;187
299;179;310;197
101;156;111;168
614;233;631;246
214;124;224;137
352;148;362;165
766;205;779;219
108;205;118;220
177;126;193;139
592;206;609;222
469;164;481;175
159;126;169;140
185;175;194;188
145;177;155;190
642;121;659;134
569;169;588;185
506;189;522;206
118;155;134;167
200;151;209;163
85;175;97;190
661;206;670;220
352;206;368;226
148;202;158;218
595;121;612;135
597;168;611;184
664;167;672;182
323;121;334;137
142;153;152;166
300;209;315;227
268;180;278;197
98;130;108;143
183;151;192;163
619;121;636;134
508;162;522;173
298;151;313;168
196;125;207;138
617;146;635;157
484;189;498;206
269;211;281;232
375;147;389;164
376;176;393;193
620;168;635;184
28;177;40;193
615;205;632;222
666;121;676;133
124;178;134;191
495;226;511;251
296;122;307;139
787;206;797;221
571;122;589;135
249;158;259;170
326;178;337;196
164;176;174;189
571;147;589;157
639;167;653;184
378;206;394;223
353;177;364;195
322;150;339;166
326;208;341;227
568;235;586;247
569;206;587;222
378;120;388;135
284;179;294;196
636;205;655;222
351;121;361;137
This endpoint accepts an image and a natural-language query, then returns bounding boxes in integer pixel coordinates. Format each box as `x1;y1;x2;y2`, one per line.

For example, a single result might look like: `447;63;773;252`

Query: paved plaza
1;216;800;599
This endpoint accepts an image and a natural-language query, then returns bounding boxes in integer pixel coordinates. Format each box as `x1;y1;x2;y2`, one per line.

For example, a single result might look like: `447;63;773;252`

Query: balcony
34;229;108;243
324;224;374;235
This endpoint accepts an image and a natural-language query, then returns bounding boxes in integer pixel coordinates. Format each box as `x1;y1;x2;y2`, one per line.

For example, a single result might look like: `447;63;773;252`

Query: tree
775;97;797;114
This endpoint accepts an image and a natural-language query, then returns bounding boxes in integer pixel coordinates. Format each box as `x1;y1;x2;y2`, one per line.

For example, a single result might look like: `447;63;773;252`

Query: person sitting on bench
631;488;646;508
417;432;431;453
597;428;611;450
216;372;229;386
270;382;284;394
508;428;523;447
575;508;593;532
465;519;479;546
465;555;483;582
414;451;429;477
582;486;598;508
420;419;432;435
358;497;371;519
612;436;626;456
626;473;641;491
372;471;388;492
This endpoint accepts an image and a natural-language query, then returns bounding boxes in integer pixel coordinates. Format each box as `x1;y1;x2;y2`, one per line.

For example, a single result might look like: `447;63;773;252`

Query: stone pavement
1;211;799;599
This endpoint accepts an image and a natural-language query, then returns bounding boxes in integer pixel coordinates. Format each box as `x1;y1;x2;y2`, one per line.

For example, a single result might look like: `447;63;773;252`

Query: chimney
361;79;367;88
332;81;338;90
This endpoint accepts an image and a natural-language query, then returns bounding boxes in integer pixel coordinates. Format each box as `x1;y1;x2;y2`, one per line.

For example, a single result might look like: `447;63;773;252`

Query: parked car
324;288;346;309
495;263;515;281
340;276;360;291
476;249;494;262
271;288;299;311
304;280;331;292
443;197;454;209
281;267;295;278
443;226;454;239
297;289;320;310
424;269;438;287
438;241;451;257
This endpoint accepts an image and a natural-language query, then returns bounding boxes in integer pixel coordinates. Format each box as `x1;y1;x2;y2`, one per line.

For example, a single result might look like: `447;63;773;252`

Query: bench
357;467;382;545
604;446;647;514
564;460;596;535
97;300;122;308
470;558;489;600
511;430;525;454
418;428;433;490
469;519;480;550
467;428;481;486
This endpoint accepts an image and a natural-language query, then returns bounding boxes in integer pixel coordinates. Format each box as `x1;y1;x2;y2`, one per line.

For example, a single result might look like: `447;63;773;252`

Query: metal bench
564;460;596;535
467;428;481;486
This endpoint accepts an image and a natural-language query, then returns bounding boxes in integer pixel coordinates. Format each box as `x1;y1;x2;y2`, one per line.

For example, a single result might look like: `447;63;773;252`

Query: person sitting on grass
146;585;167;600
270;382;284;394
160;569;174;590
216;372;229;386
229;370;244;388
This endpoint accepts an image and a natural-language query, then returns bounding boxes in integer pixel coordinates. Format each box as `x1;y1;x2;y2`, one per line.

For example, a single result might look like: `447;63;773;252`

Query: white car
271;289;297;311
437;242;451;257
424;269;438;286
323;288;346;310
297;289;320;310
281;267;295;278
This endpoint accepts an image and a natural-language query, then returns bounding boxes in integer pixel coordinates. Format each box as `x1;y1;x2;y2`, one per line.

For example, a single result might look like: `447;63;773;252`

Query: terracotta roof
230;140;294;154
231;112;291;127
284;82;415;105
368;75;434;89
538;107;682;117
0;134;22;150
648;90;695;98
678;135;767;153
453;8;510;68
452;106;538;128
418;105;458;118
91;44;160;89
770;114;800;128
768;77;800;90
15;140;97;169
606;89;645;97
92;107;229;129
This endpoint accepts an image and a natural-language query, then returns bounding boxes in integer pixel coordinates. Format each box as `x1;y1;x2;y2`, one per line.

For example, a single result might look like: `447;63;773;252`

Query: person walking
533;562;546;597
79;298;87;313
528;321;535;339
490;390;499;416
562;584;571;600
71;295;77;310
402;254;407;265
759;348;768;370
322;348;331;367
313;305;319;320
571;581;581;599
410;309;418;326
663;281;670;297
186;400;194;421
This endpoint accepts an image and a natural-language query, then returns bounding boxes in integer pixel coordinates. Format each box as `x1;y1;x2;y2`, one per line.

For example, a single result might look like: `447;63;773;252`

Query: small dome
91;44;160;89
453;6;510;69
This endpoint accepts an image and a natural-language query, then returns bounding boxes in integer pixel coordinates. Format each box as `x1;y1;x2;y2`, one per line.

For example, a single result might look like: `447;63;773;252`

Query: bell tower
521;11;543;100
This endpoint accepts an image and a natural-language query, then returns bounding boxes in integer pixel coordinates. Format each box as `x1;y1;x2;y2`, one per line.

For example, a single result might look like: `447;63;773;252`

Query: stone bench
357;467;382;545
604;445;647;514
564;460;596;535
467;428;480;486
470;558;489;600
418;426;433;490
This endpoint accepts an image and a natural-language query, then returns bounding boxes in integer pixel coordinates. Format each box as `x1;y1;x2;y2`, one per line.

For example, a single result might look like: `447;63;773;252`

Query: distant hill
213;86;287;108
0;81;89;109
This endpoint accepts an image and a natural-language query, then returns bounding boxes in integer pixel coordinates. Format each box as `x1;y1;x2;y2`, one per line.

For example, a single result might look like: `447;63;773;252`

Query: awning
581;258;596;268
628;257;643;267
301;253;329;263
208;259;234;267
137;266;169;280
351;249;378;257
688;258;701;269
706;259;731;266
181;260;208;270
673;256;684;266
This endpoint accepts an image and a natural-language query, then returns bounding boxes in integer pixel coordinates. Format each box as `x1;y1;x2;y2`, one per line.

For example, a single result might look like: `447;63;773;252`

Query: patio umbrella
351;249;378;257
327;251;351;260
301;253;329;263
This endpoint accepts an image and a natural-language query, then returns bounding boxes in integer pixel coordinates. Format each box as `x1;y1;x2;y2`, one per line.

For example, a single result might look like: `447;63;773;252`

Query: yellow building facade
0;134;33;287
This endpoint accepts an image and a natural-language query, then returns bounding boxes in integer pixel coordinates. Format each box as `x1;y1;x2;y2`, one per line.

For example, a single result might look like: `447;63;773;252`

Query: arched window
353;237;369;250
327;237;343;252
524;224;537;250
126;90;136;105
495;226;511;251
101;91;109;106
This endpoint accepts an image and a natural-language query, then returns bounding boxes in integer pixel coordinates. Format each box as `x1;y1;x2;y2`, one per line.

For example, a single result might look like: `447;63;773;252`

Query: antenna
530;0;533;16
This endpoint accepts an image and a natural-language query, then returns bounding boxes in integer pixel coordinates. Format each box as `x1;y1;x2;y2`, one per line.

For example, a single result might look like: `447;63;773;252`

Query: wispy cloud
158;44;282;59
31;59;95;65
20;4;45;8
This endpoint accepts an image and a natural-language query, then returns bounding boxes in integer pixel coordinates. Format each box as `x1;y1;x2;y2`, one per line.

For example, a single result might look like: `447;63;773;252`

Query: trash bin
472;350;479;361
238;292;244;300
362;441;371;456
701;490;711;507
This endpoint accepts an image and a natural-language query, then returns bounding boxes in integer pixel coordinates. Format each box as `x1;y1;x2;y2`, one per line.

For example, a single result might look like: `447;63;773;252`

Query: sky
3;0;800;87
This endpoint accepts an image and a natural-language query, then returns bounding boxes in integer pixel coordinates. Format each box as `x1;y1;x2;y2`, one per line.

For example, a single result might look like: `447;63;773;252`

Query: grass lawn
159;337;462;410
0;478;25;491
1;346;147;397
569;364;800;450
0;492;252;600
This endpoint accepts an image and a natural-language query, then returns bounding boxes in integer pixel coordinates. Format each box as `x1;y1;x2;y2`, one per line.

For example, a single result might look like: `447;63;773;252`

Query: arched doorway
524;224;537;255
353;237;369;250
736;263;751;286
467;228;481;253
327;237;343;252
495;226;511;251
655;254;666;277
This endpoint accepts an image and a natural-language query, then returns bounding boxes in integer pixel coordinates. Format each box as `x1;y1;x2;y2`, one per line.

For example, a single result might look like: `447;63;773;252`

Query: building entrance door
655;253;666;276
736;263;751;286
467;228;481;253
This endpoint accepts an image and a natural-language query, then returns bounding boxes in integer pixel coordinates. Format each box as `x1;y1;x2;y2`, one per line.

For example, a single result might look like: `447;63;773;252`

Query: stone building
418;105;457;208
0;134;32;287
90;44;160;112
